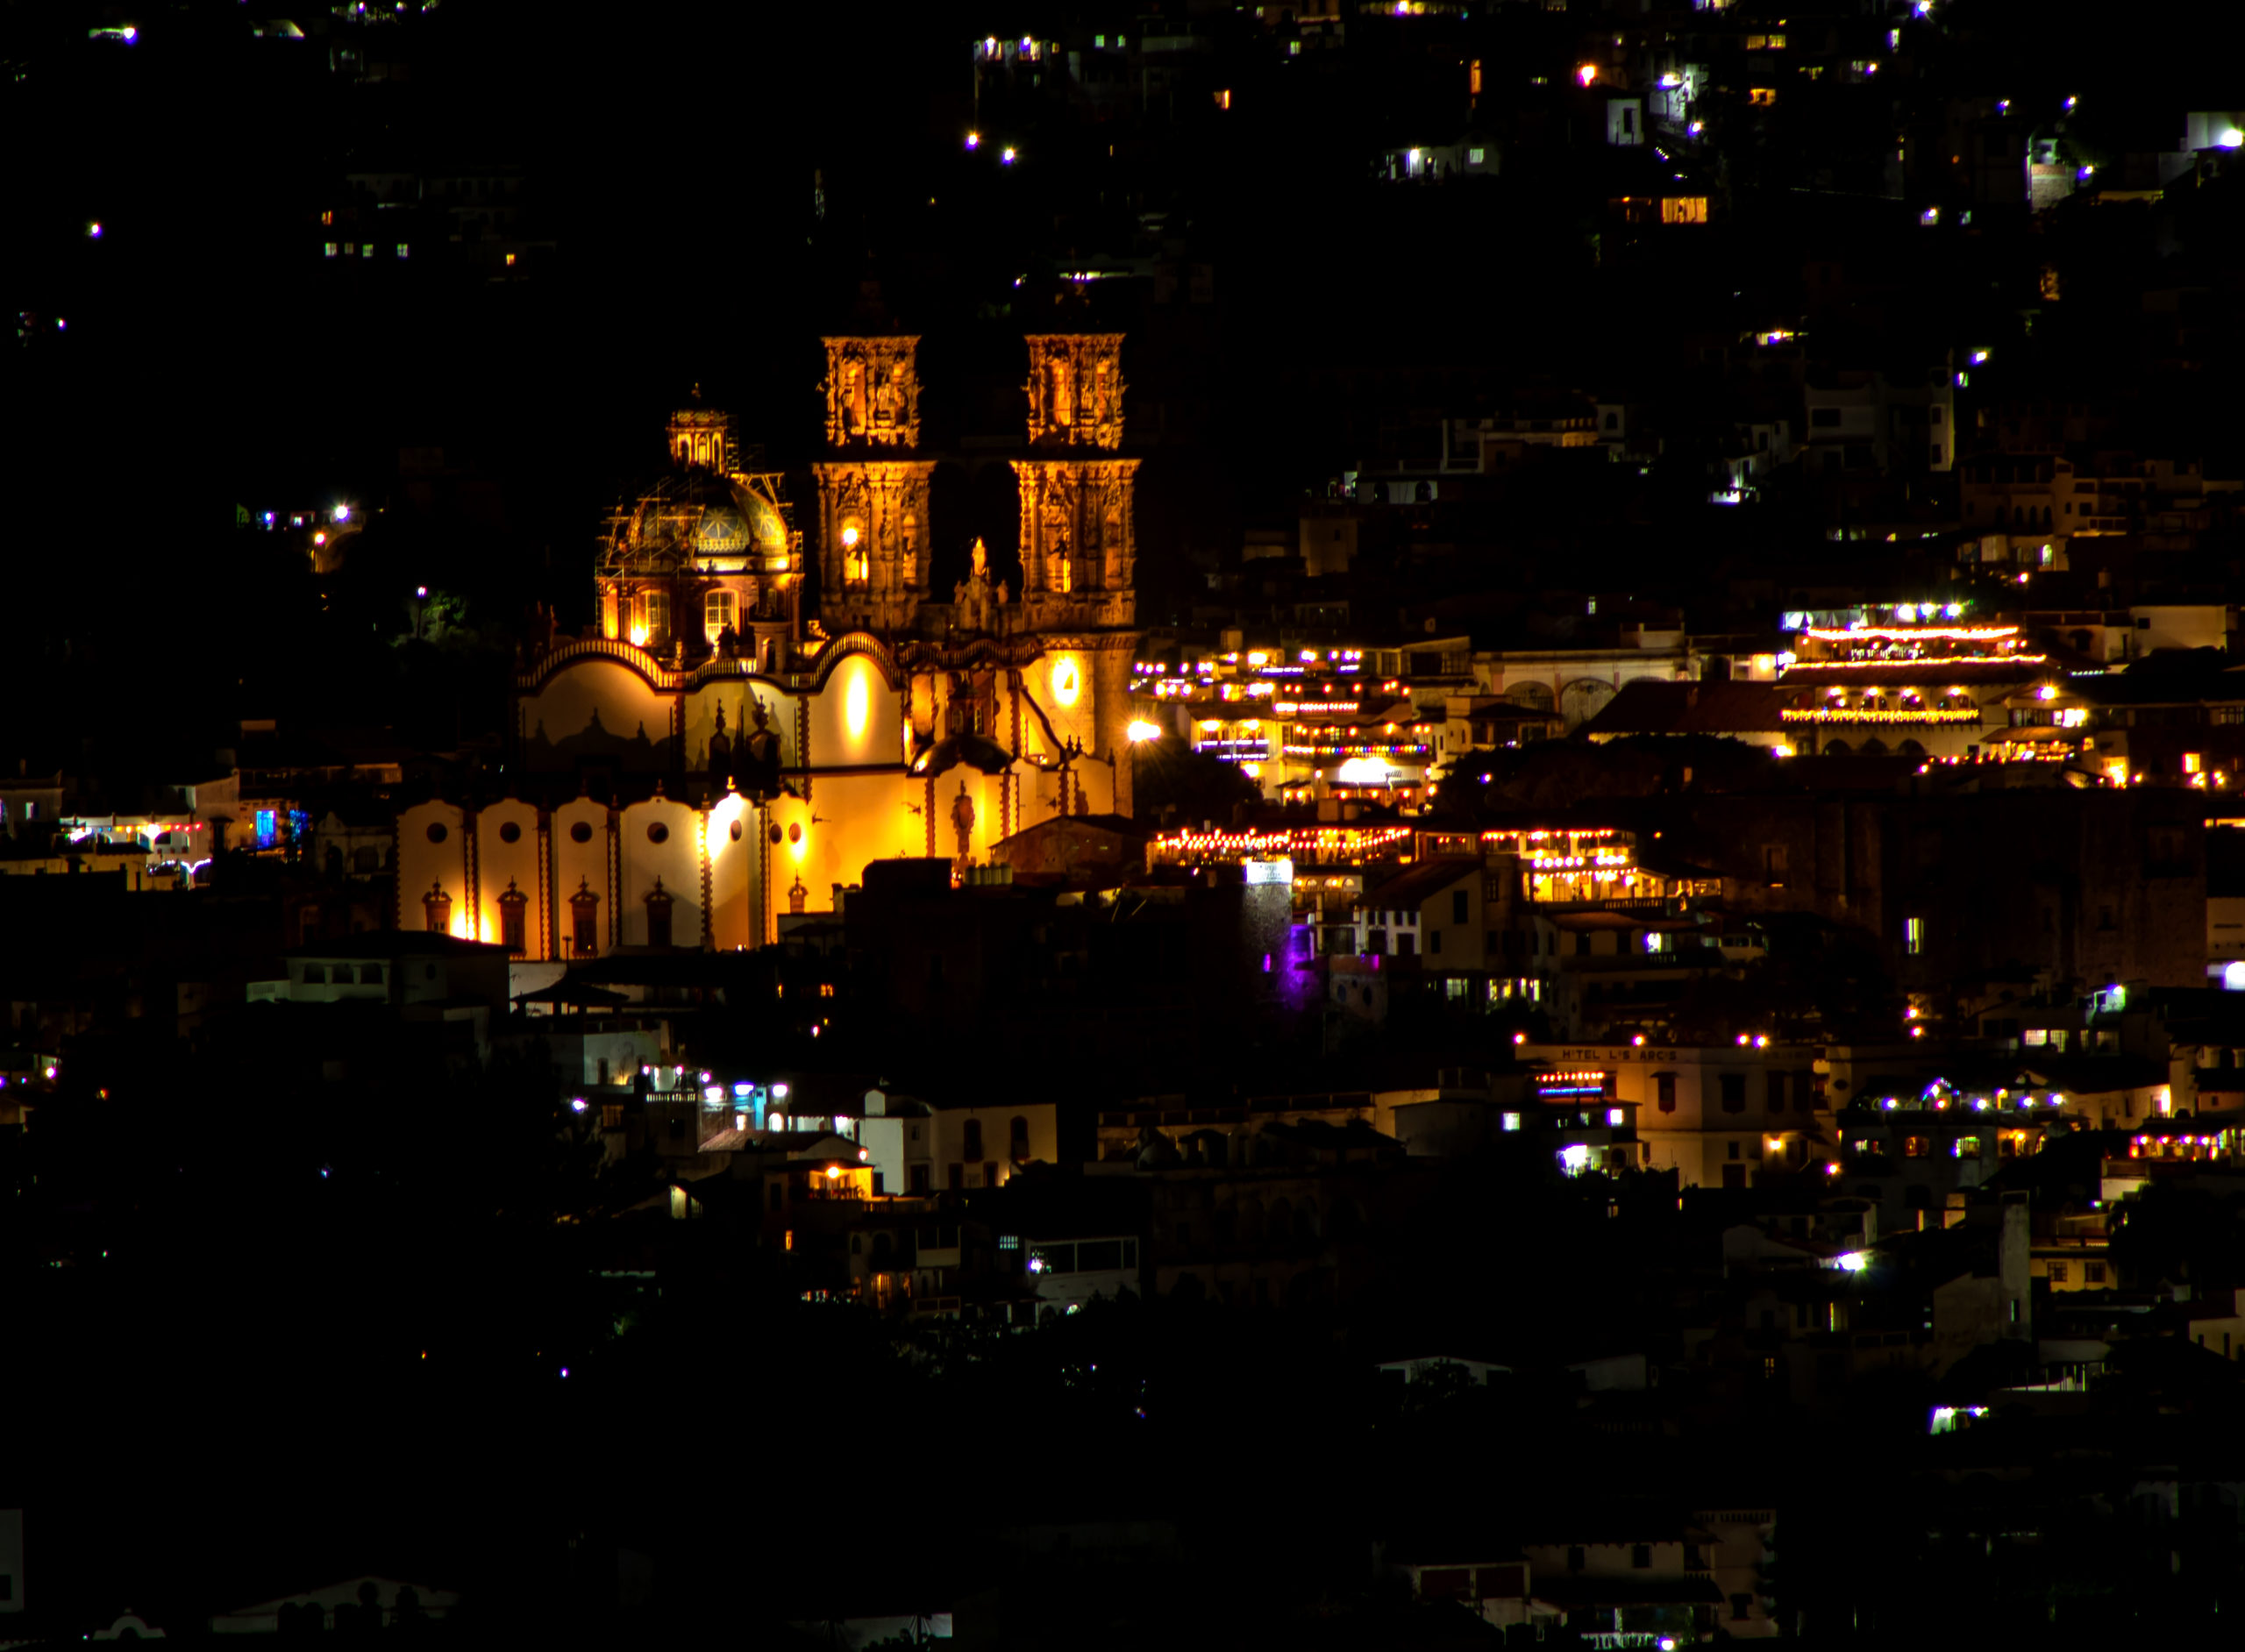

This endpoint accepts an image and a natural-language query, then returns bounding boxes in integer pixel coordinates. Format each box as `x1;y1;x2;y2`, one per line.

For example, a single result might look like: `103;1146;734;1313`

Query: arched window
1009;1115;1031;1161
1504;681;1556;713
962;1117;984;1162
1861;738;1888;757
1899;740;1926;757
1823;739;1852;757
705;588;737;644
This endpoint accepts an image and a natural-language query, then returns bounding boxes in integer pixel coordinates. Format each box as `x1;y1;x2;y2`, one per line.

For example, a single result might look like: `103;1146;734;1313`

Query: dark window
1451;889;1470;924
1077;1239;1124;1271
1397;933;1415;957
1721;1074;1747;1113
1811;407;1842;428
910;1164;930;1195
570;821;594;844
946;1163;965;1191
1632;1545;1652;1570
1009;1115;1031;1160
1566;1547;1586;1574
2146;826;2190;877
962;1119;984;1161
1656;1072;1678;1114
647;896;673;949
1576;931;1592;957
1731;1593;1753;1621
1768;1072;1787;1112
1430;929;1443;956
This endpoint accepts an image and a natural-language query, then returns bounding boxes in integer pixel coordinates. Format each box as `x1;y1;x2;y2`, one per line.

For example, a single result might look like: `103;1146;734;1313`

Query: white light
772;1083;790;1100
1836;1251;1870;1272
1001;147;1017;165
2223;960;2245;992
569;1098;588;1114
1127;719;1163;743
2222;129;2245;150
87;222;102;238
334;504;349;521
966;131;980;149
1559;1144;1593;1173
416;586;428;598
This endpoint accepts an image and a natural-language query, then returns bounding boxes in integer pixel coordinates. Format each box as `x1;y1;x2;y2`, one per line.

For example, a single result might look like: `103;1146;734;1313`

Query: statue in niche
1044;501;1073;593
1092;359;1115;438
1046;357;1073;431
873;365;898;429
839;359;866;437
950;781;977;874
741;695;782;797
1102;493;1125;579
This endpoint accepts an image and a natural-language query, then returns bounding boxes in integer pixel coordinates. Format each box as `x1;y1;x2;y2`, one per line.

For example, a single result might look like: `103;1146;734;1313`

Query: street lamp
1125;720;1162;820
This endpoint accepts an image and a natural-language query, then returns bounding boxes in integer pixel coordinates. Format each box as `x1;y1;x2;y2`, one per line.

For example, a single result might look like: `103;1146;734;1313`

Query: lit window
1906;916;1924;955
324;242;338;258
704;588;737;644
396;243;409;258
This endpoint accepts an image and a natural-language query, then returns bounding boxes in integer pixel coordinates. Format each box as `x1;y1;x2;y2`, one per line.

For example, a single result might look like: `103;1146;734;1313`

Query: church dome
625;470;788;559
740;487;788;553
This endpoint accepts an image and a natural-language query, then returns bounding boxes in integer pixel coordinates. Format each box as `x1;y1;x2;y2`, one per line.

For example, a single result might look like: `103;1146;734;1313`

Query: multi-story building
1777;612;2057;759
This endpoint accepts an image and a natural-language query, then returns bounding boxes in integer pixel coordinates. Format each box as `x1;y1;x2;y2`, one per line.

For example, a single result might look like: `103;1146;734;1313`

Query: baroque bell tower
813;335;935;635
1012;335;1138;631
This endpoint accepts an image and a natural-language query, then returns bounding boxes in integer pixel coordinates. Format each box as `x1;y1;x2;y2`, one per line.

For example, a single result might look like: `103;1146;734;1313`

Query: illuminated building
1777;612;2049;758
1131;642;1446;803
397;333;1144;949
1520;1041;1814;1188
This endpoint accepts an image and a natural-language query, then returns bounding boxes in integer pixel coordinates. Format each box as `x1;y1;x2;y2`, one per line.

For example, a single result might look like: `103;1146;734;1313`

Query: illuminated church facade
393;333;1142;956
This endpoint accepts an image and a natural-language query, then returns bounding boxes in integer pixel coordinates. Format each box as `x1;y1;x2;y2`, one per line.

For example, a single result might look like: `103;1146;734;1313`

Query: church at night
392;332;1144;958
